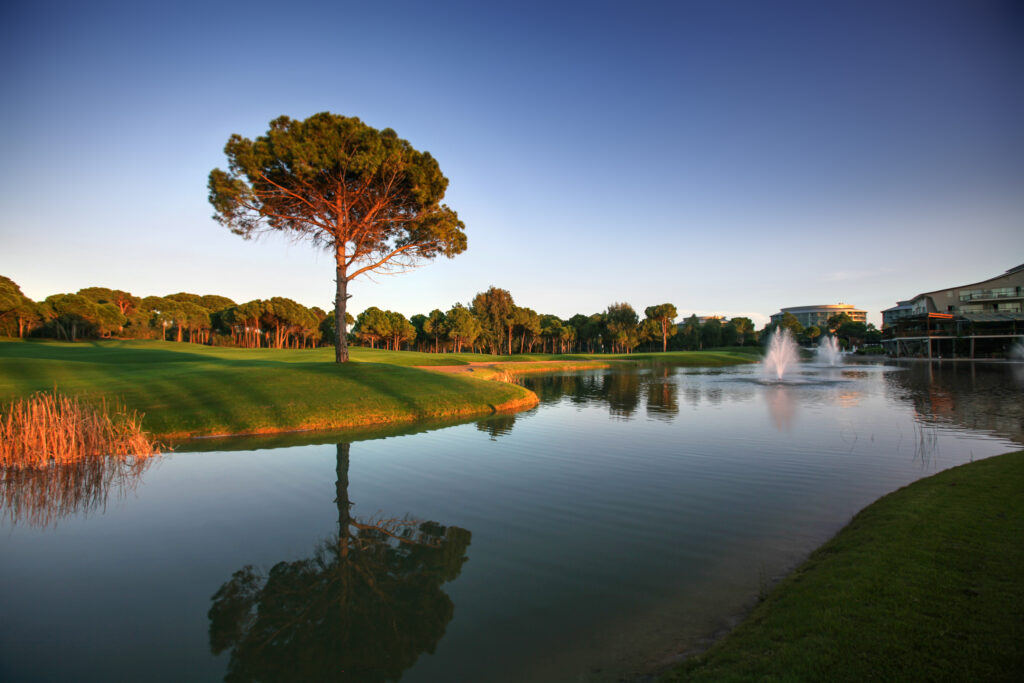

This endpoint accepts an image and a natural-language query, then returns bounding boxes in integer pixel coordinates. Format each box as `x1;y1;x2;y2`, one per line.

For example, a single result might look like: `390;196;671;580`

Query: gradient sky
1;0;1021;327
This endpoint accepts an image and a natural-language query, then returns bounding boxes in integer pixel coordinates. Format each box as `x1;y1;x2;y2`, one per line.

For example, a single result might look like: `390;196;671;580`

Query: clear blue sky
1;0;1021;327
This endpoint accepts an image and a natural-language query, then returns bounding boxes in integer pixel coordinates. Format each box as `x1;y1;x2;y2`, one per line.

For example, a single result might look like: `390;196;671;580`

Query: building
880;264;1024;358
769;304;866;330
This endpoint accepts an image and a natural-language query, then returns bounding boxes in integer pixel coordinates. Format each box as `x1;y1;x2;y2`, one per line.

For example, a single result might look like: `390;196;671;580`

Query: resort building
880;263;1024;358
769;304;866;330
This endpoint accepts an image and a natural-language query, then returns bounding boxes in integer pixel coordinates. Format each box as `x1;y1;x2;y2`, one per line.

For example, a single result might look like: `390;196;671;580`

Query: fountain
762;328;799;381
816;335;842;366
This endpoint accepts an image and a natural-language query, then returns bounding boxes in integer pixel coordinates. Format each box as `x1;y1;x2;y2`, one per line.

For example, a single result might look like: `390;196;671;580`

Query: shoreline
165;391;540;443
658;450;1024;681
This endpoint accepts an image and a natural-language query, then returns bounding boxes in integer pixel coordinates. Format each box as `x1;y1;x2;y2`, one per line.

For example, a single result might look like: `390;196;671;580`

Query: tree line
765;310;882;349
1;276;773;353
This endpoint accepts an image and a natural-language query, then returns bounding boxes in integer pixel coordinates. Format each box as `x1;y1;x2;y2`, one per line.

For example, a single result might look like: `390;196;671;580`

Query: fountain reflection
208;443;471;683
1;457;153;528
765;386;797;431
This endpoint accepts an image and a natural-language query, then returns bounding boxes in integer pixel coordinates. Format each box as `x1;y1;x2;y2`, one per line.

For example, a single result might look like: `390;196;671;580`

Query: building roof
959;312;1024;323
778;303;864;313
913;263;1024;301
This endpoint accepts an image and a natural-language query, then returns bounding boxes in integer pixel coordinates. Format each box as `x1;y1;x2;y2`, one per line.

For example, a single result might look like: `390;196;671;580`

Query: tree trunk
334;247;350;363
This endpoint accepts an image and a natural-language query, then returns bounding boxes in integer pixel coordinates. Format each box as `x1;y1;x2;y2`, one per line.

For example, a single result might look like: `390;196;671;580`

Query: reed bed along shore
0;391;161;468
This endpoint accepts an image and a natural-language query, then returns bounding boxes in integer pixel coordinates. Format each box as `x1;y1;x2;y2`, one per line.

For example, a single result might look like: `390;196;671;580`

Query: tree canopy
209;113;466;362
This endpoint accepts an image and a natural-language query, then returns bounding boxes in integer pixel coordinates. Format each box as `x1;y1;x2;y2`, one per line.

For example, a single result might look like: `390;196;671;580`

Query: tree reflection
208;443;472;683
524;368;683;421
476;412;517;440
644;368;679;421
0;457;152;528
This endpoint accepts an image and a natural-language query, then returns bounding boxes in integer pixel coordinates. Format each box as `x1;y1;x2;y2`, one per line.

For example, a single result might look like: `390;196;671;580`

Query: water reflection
644;369;679;422
527;367;680;421
884;362;1024;444
476;412;517;440
0;457;152;528
764;386;796;431
208;443;471;683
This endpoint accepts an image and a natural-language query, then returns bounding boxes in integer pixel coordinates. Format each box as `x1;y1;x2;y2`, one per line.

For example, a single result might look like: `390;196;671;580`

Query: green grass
0;339;534;440
0;340;758;442
661;451;1024;682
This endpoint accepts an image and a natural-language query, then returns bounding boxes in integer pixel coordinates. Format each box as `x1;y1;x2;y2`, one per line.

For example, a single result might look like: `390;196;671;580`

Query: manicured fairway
662;451;1024;682
0;340;757;442
0;340;534;440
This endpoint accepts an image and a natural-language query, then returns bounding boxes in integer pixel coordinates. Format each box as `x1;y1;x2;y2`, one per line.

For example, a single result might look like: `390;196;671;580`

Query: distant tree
199;295;237;313
229;300;265;347
319;310;354;347
354;307;389;349
779;312;804;337
165;292;204;306
43;294;98;342
260;298;310;348
540;315;563;354
512;307;541;353
638;317;661;350
644;303;678;352
730;317;754;345
422;309;446;353
441;304;480;353
701;317;722;349
805;325;822;344
558;323;577;354
864;323;882;345
209;113;466;363
605;303;639;353
410;313;429;351
78;287;140;317
567;314;592;353
837;321;868;349
1;276;40;337
386;311;416;351
680;314;701;350
470;286;515;355
826;312;853;332
92;303;126;338
721;321;739;347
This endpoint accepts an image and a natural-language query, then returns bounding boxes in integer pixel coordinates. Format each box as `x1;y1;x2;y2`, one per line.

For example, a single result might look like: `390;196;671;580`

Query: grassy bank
0;340;535;440
662;451;1024;682
0;340;757;441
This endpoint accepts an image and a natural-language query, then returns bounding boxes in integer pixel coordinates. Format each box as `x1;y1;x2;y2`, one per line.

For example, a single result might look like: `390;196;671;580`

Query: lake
2;359;1022;682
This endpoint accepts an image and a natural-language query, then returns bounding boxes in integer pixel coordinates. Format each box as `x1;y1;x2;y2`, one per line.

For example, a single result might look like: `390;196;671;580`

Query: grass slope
662;451;1024;682
0;340;534;439
0;340;757;441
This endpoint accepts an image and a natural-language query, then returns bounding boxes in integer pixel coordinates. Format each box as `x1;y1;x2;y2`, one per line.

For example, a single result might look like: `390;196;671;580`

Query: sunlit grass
0;339;535;441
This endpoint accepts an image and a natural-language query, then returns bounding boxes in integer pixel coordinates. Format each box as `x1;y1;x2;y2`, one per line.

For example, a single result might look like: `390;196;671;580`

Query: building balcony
959;288;1022;302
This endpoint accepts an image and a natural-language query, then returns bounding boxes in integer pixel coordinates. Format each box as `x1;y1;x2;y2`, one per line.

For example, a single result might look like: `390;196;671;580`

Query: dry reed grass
0;391;162;468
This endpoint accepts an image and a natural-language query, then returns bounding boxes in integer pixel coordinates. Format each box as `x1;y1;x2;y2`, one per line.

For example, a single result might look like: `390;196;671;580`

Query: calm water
2;360;1022;682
